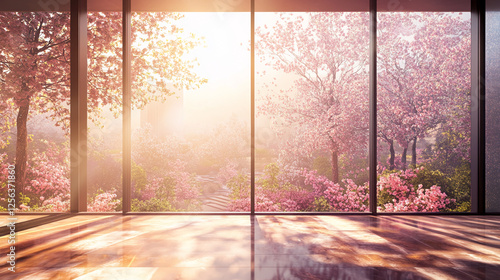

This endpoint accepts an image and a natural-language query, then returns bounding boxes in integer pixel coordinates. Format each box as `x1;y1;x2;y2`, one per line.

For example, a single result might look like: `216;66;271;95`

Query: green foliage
377;187;393;208
422;128;471;212
424;130;468;175
131;198;175;212
259;163;280;191
258;163;297;193
227;173;249;200
18;193;31;206
312;196;331;212
132;161;148;198
447;163;471;212
313;156;332;180
339;155;369;185
378;168;399;178
454;201;471;212
157;176;176;201
410;166;448;191
88;188;104;203
114;199;122;212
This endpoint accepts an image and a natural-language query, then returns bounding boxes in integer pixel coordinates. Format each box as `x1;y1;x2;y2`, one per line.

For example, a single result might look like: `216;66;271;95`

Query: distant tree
256;13;370;183
377;12;471;169
257;12;470;178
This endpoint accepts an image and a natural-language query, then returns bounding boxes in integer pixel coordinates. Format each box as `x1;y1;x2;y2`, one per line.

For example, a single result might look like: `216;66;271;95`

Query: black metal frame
471;0;486;214
122;0;132;213
1;0;494;218
369;0;377;214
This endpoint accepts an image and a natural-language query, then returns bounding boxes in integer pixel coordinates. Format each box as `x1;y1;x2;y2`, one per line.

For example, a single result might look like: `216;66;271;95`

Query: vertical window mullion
251;0;256;215
70;0;88;213
122;0;132;213
369;0;377;214
471;0;486;214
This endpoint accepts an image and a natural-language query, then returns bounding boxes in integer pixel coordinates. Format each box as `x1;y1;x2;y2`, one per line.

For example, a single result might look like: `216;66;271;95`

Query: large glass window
0;3;71;212
254;1;370;212
377;1;471;212
1;0;485;215
86;3;123;212
129;0;251;212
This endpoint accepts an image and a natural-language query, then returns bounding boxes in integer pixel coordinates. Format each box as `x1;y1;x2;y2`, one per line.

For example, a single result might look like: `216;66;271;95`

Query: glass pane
0;7;70;212
377;4;471;212
254;1;370;212
486;0;500;212
87;9;123;212
130;2;251;212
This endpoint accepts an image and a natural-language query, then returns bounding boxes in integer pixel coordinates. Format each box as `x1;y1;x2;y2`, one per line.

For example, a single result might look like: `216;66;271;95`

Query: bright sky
178;12;251;134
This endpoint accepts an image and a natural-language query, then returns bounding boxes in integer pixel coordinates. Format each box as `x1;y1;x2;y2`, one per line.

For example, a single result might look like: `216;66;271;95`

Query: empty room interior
1;0;500;279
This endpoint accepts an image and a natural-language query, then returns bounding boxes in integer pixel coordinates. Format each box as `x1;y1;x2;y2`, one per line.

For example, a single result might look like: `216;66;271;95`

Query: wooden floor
1;215;500;279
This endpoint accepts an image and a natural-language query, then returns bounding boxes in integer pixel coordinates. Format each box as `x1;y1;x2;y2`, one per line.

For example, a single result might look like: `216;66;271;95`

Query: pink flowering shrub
377;167;454;212
39;194;70;212
303;170;369;212
88;190;120;212
228;187;315;212
228;165;454;213
0;142;70;212
25;141;70;200
132;159;200;211
228;194;280;212
227;164;315;212
170;159;199;202
303;167;453;212
141;177;161;201
19;204;30;211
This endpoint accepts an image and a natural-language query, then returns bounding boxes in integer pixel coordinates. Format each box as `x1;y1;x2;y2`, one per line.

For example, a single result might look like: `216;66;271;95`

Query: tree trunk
389;139;395;170
411;136;417;167
15;102;30;195
331;150;339;184
401;147;407;171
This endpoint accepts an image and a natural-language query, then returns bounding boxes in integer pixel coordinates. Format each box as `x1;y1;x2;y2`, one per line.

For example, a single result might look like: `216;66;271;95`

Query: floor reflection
0;215;499;279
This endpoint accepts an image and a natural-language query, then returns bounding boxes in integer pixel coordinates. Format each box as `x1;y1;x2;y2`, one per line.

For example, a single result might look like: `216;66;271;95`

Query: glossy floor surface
1;215;500;279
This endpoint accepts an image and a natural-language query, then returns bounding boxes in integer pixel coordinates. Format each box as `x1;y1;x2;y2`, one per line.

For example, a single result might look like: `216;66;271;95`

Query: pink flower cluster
40;195;70;212
141;177;161;201
377;168;454;212
228;195;281;212
227;165;315;212
304;167;453;212
136;160;199;208
304;170;369;212
25;142;70;198
168;159;198;202
228;166;453;213
87;190;119;212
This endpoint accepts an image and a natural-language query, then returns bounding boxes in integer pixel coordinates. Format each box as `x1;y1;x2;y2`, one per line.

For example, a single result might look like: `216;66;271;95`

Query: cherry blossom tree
257;12;470;179
0;11;206;193
256;12;370;183
377;12;471;170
